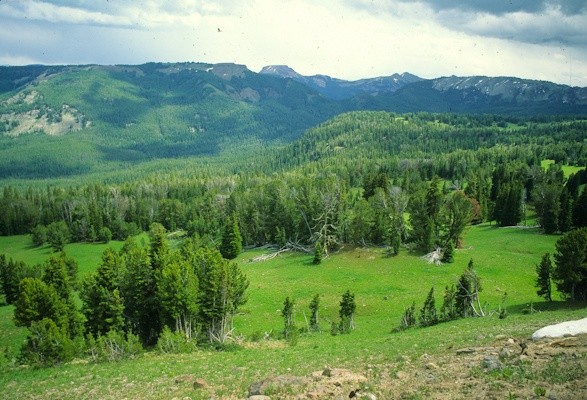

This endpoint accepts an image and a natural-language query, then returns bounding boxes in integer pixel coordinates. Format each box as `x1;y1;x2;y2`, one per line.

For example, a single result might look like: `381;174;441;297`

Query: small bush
156;326;198;354
398;302;416;331
86;330;143;363
19;318;75;367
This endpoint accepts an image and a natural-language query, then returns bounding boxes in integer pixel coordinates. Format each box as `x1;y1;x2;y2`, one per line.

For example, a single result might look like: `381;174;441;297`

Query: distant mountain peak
259;65;423;100
260;65;301;79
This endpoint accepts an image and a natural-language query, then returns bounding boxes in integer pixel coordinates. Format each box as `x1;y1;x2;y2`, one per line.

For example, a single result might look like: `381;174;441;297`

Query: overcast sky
1;0;586;86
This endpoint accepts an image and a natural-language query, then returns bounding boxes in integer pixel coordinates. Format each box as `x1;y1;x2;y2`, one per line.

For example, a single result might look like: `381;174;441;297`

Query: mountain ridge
260;64;422;100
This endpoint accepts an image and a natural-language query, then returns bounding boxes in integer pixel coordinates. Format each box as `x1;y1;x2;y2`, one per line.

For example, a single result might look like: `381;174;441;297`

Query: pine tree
119;237;160;346
219;213;243;260
309;294;320;332
553;228;587;301
157;254;199;339
455;259;484;317
419;287;438;327
558;188;573;233
399;302;416;330
13;278;70;332
194;248;249;343
572;188;587;228
312;241;323;265
535;253;553;302
281;296;295;339
440;284;458;321
338;290;356;333
80;247;125;337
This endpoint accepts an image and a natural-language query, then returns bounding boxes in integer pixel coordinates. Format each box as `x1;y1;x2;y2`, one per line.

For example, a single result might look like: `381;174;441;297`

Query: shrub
156;326;198;354
19;318;74;367
399;302;416;331
85;330;143;363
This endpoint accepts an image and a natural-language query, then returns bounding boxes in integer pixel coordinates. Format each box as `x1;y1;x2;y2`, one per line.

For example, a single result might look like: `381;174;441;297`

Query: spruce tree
309;294;320;332
80;247;125;337
553;228;587;301
312;241;323;265
220;213;242;260
338;290;356;333
535;253;553;302
419;287;438;327
281;296;295;339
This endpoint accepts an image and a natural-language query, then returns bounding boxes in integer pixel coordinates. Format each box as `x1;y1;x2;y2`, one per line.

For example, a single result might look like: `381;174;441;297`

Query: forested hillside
1;112;586;254
1;63;586;181
0;63;342;179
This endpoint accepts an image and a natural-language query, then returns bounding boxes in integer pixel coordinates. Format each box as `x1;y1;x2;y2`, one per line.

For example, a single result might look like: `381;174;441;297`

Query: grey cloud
406;0;587;16
437;5;587;47
345;0;587;46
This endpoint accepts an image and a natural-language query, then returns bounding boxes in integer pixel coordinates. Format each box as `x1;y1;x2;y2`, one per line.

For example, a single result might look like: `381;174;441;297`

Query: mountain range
260;64;587;114
0;61;586;179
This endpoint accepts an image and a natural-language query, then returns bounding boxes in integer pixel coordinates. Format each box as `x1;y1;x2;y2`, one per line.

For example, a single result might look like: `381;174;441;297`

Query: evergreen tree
80;247;125;337
419;287;438;327
31;224;47;247
119;238;160;346
440;190;472;247
219;213;243;260
535;253;554;302
42;254;83;338
19;318;75;367
553;228;587;301
440;284;458;321
157;254;199;339
455;259;483;317
308;294;320;332
338;290;356;333
0;255;27;304
558;188;573;233
312;241;323;265
13;278;70;332
194;247;249;343
573;188;587;228
281;296;295;339
441;242;454;263
399;302;416;330
46;221;70;252
532;183;561;234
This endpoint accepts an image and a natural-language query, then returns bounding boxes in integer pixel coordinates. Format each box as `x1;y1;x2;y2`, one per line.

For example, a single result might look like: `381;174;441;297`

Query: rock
532;317;587;340
456;347;479;355
425;362;439;370
499;347;512;359
248;396;271;400
361;393;377;400
248;375;305;396
395;371;408;379
481;356;502;372
193;378;208;390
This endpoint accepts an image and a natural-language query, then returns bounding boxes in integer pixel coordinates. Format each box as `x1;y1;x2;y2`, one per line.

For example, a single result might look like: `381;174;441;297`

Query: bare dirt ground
232;334;587;400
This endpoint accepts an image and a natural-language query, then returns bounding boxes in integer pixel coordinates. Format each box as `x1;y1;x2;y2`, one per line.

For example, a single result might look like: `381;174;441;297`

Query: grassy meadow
1;223;586;399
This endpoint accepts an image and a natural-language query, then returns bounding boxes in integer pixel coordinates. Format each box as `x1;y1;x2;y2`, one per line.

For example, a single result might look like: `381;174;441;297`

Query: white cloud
0;0;585;86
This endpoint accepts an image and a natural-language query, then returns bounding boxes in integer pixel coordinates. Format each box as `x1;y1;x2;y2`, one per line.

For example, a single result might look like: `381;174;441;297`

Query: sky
1;0;586;86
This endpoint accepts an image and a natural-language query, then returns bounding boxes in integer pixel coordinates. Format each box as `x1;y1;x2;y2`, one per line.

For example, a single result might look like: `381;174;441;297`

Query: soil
236;334;587;399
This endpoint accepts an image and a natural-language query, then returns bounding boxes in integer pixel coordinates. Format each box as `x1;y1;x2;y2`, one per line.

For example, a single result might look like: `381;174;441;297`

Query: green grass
541;159;585;178
0;224;585;399
0;235;124;278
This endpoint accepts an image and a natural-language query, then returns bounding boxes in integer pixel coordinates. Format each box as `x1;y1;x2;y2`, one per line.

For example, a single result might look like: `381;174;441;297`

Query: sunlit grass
0;223;584;399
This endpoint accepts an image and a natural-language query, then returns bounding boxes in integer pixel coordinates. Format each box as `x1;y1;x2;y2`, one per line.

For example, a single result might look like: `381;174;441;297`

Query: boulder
532;318;587;340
